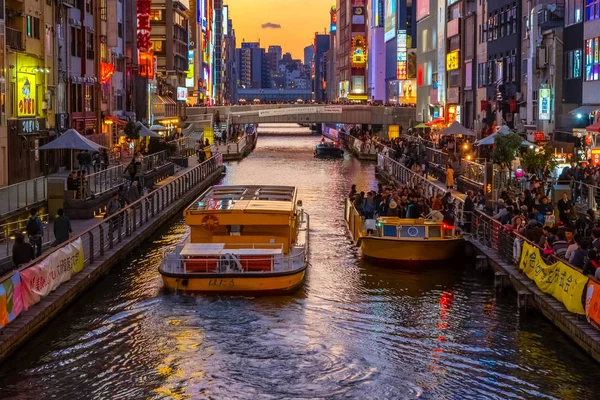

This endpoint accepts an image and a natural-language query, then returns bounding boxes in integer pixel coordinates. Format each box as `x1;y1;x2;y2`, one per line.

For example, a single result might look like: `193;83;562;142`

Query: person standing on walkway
101;148;110;170
26;208;44;258
105;192;122;235
52;208;72;246
12;233;34;267
124;180;141;205
126;158;138;182
446;164;455;190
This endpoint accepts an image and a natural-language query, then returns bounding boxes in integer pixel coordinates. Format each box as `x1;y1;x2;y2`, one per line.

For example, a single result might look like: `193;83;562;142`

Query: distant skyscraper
313;35;330;102
304;45;315;68
238;42;270;89
268;46;282;63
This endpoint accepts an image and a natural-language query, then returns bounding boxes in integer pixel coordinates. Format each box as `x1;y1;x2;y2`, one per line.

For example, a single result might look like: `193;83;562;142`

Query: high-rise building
326;6;338;102
336;0;368;101
367;0;385;101
268;45;282;72
416;0;443;122
238;42;270;89
313;34;330;102
304;45;315;68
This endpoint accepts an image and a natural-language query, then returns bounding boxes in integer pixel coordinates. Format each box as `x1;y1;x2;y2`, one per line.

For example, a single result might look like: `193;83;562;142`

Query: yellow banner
519;242;587;314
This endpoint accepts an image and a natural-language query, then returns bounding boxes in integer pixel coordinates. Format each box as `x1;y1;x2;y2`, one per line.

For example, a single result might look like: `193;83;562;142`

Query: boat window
400;226;426;238
428;226;442;238
228;225;243;236
382;225;397;237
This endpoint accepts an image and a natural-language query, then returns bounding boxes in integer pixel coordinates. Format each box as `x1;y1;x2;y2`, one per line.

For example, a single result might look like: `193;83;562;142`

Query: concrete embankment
0;159;226;363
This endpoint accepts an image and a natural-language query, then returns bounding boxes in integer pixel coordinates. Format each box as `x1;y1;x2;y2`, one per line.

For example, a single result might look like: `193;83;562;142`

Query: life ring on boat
202;214;219;230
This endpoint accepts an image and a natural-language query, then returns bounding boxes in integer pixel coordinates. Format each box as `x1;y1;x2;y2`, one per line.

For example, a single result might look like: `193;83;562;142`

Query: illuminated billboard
17;73;36;117
446;51;459;70
222;6;228;36
330;6;337;32
177;87;188;101
352;6;365;24
384;0;397;42
539;88;551;120
351;35;367;68
186;50;194;88
397;30;407;80
137;0;151;52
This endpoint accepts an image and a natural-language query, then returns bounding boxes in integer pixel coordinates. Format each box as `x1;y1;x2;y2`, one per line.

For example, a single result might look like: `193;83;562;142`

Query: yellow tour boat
345;200;463;263
159;185;309;294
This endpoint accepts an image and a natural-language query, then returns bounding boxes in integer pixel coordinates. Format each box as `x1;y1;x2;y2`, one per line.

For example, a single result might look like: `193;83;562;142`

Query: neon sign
397;30;407;80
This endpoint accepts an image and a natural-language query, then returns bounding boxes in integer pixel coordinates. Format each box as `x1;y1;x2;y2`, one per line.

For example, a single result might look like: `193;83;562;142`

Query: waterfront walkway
376;153;600;363
0;155;225;362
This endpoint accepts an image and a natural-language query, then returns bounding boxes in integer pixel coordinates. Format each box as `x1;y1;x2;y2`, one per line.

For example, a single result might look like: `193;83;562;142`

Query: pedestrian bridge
186;104;415;126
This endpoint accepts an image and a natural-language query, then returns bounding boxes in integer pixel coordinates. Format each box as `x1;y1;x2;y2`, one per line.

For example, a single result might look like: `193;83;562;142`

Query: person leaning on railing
12;232;34;268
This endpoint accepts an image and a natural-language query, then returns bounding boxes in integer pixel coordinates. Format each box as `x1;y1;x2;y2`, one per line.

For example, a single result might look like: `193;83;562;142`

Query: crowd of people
348;182;458;229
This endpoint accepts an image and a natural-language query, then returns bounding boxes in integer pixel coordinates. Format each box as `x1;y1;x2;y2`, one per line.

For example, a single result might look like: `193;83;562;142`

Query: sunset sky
226;0;333;59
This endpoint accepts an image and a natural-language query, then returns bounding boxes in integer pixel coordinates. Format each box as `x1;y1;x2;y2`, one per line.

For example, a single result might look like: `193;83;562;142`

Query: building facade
336;0;368;102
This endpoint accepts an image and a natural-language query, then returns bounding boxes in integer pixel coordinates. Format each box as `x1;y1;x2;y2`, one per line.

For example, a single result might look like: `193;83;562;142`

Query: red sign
592;148;600;166
534;131;545;141
139;52;154;79
137;0;151;52
100;62;115;84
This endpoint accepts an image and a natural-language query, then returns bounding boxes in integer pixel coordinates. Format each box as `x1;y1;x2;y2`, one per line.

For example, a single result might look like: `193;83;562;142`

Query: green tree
491;132;522;169
124;120;140;142
520;145;558;178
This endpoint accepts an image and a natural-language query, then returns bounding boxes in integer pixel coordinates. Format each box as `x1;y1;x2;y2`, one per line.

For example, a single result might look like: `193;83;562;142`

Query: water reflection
0;136;599;399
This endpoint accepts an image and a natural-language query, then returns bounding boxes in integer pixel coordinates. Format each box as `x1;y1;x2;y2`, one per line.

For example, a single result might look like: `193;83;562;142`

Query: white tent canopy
438;121;475;136
136;121;161;138
474;125;535;147
39;128;104;152
150;124;168;132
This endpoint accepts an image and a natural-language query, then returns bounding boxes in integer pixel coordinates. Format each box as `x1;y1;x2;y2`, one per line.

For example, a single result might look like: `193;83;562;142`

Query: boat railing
161;210;310;275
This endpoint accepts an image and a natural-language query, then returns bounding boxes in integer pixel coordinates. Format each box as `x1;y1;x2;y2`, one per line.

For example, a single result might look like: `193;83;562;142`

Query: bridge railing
140;150;171;173
0;155;224;331
461;159;485;186
0;177;47;217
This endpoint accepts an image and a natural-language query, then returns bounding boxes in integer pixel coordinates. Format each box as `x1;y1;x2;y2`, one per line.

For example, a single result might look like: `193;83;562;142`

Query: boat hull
359;236;464;262
315;147;344;158
160;267;307;294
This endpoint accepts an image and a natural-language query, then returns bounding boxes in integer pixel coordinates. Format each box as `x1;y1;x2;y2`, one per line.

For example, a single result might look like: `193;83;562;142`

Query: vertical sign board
384;0;397;41
397;30;407;80
484;162;495;202
539;88;551;120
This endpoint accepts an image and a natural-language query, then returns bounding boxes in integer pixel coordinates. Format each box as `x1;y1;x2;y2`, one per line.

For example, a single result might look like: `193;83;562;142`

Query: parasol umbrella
414;123;429;129
150;124;168;132
39;128;105;170
438;121;475;136
136;121;161;138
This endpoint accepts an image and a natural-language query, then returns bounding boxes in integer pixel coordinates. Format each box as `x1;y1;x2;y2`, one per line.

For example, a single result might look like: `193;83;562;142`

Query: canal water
1;135;599;399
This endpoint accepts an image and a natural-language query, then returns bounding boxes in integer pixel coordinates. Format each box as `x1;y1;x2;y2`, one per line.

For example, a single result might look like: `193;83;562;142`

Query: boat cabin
375;217;456;240
185;185;301;254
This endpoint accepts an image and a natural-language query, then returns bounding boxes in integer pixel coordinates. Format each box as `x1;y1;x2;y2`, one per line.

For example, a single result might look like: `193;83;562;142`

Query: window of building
71;27;82;57
587;0;600;21
100;0;107;20
150;10;163;21
86;0;93;14
585;38;599;81
150;40;163;52
85;85;93;112
566;49;583;79
566;0;583;25
70;83;83;113
26;16;40;39
500;9;505;37
86;32;94;59
100;40;107;61
118;23;123;38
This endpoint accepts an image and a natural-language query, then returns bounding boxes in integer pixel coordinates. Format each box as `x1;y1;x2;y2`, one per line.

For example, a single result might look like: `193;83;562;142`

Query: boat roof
181;243;283;257
187;185;297;212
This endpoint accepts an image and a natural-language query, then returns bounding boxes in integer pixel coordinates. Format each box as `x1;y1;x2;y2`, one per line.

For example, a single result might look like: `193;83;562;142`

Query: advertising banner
446;51;459;71
20;238;84;307
519;242;587;314
351;35;367;68
384;0;397;42
397;30;407;80
17;73;36;117
539;88;551;120
0;272;26;328
177;87;188;101
585;280;600;327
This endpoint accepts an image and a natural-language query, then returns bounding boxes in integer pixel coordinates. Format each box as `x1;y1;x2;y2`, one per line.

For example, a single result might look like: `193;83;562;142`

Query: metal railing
84;165;125;199
0;177;47;217
345;135;378;155
0;155;224;321
461;159;485;185
140;150;170;173
378;153;600;332
424;147;450;168
168;136;196;157
0;215;51;257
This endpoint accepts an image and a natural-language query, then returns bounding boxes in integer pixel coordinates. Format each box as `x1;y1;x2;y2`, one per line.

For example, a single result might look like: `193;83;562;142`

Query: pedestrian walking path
0;155;203;269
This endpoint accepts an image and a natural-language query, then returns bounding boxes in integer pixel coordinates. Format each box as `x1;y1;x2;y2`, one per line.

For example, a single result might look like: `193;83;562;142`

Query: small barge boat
315;141;344;158
344;200;463;263
159;185;309;294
